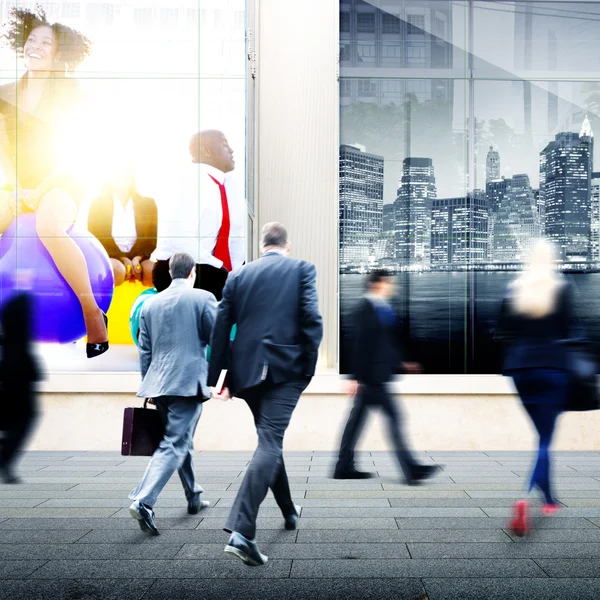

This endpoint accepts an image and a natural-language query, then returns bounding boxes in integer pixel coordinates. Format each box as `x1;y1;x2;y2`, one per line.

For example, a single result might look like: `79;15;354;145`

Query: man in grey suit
208;222;323;566
129;253;217;535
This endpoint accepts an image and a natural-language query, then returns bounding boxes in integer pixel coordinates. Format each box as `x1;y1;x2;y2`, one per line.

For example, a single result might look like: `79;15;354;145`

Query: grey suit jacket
137;279;217;400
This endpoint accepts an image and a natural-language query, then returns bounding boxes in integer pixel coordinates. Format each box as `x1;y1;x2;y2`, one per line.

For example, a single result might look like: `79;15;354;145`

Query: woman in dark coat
496;240;576;535
0;292;41;483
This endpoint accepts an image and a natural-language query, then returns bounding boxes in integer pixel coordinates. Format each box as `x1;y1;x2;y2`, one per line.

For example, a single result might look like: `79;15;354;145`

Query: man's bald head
190;130;235;173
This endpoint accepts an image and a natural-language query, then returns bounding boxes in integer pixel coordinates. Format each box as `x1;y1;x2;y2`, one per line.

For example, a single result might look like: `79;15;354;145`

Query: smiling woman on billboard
0;6;111;358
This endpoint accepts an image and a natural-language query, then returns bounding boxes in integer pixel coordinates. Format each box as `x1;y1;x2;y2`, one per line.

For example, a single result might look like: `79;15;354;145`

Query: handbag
121;398;165;456
563;339;600;412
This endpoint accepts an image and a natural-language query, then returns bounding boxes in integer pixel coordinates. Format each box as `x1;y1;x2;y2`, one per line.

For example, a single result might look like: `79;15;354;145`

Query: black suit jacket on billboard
207;252;323;396
87;192;158;261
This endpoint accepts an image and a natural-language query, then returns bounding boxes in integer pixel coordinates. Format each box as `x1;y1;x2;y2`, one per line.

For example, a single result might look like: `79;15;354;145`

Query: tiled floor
1;451;600;599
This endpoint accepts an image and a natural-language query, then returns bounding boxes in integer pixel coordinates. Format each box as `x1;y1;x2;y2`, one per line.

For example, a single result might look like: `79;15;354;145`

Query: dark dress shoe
224;532;268;566
129;500;159;535
188;493;210;515
284;503;301;530
406;464;442;486
333;467;375;480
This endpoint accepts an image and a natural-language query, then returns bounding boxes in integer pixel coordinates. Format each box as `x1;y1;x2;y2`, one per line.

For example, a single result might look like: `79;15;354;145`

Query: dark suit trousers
225;379;309;539
0;386;37;472
152;260;228;301
336;384;419;481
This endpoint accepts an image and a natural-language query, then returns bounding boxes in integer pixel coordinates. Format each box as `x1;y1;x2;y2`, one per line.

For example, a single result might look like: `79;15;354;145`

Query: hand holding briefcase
121;399;165;456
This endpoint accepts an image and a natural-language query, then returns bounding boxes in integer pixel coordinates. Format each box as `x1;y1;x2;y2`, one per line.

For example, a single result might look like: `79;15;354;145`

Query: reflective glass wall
339;0;600;374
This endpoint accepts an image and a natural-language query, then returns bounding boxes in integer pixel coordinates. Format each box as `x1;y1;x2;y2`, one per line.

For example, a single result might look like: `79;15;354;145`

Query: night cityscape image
338;0;600;374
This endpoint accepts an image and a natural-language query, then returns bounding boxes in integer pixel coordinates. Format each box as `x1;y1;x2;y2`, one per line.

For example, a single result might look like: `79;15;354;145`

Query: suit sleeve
299;261;323;377
131;196;158;261
138;304;152;379
199;293;217;345
207;274;236;386
87;197;124;259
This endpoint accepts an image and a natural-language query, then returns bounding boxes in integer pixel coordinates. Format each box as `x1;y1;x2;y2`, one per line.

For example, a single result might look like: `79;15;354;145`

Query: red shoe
509;500;530;537
540;503;560;516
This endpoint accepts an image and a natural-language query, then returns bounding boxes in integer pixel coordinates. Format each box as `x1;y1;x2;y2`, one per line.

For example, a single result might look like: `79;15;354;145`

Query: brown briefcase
121;399;164;456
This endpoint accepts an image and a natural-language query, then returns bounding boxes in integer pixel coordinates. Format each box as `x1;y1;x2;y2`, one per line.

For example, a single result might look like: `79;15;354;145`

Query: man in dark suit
208;222;323;566
333;269;440;485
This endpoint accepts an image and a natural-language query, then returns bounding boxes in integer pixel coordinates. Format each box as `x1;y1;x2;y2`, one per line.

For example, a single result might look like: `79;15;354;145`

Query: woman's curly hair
2;5;92;74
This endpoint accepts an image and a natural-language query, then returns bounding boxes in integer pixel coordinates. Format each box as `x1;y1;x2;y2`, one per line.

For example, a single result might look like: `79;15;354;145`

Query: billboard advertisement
0;1;247;372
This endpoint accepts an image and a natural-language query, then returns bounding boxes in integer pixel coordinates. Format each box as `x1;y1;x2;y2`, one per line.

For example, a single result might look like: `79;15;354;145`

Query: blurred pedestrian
208;222;323;566
128;253;217;535
496;240;575;535
333;269;440;484
0;292;41;483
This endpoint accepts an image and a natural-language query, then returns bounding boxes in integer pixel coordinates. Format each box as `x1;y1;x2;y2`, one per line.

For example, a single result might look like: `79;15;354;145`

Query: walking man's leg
129;397;203;534
177;401;207;513
244;392;297;521
224;380;307;566
334;385;371;478
379;387;439;484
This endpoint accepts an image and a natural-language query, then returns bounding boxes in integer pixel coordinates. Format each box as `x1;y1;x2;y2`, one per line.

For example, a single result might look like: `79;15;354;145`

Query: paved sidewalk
1;451;600;599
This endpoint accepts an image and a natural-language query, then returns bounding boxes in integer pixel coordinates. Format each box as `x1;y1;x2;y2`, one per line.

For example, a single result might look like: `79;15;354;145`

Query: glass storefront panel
339;1;600;374
339;0;468;78
473;1;600;79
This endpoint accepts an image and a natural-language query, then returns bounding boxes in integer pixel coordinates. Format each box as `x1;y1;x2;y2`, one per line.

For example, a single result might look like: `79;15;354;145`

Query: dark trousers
512;369;567;505
152;259;228;301
225;379;309;539
0;387;37;476
336;383;419;481
1;414;36;474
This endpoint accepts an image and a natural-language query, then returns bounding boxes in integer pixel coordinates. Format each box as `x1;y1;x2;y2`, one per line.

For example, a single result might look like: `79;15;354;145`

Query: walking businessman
334;269;440;485
208;222;323;566
129;253;217;535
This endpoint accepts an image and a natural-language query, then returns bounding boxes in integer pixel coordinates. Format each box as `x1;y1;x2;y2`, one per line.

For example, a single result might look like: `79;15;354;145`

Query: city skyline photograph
339;0;600;374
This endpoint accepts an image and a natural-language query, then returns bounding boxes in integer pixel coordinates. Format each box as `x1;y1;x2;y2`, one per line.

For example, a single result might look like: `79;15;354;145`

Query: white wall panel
256;0;339;367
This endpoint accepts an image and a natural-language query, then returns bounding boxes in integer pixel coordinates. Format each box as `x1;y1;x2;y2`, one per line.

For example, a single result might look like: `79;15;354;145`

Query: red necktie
208;174;232;272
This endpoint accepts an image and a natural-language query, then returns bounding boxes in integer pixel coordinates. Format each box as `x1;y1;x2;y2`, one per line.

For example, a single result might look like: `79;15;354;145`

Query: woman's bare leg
111;258;126;287
141;260;154;287
36;188;107;345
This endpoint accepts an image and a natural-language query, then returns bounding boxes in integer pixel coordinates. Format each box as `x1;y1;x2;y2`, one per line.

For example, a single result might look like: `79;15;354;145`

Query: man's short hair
366;268;392;288
169;253;196;280
261;222;288;248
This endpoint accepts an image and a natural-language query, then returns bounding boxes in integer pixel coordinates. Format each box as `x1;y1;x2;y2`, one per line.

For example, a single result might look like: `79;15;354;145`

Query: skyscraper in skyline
394;157;437;266
339;144;384;267
492;174;541;263
486;177;507;214
486;146;500;183
591;172;600;263
540;127;593;261
431;191;489;268
383;203;395;232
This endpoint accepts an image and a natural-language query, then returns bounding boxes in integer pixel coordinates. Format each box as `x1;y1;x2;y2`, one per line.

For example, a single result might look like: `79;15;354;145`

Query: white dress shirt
111;195;137;254
152;163;246;269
